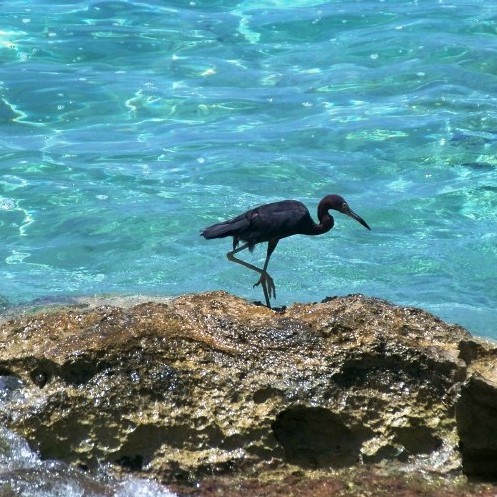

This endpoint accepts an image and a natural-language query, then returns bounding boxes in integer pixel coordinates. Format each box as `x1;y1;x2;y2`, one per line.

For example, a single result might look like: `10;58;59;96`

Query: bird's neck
312;213;334;235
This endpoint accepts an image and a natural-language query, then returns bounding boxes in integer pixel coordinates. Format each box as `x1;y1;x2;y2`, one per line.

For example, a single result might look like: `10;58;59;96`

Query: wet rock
456;338;497;480
0;292;495;485
181;467;497;497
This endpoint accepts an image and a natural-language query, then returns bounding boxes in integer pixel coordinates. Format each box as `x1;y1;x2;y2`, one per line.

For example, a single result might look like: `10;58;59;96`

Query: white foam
0;429;178;497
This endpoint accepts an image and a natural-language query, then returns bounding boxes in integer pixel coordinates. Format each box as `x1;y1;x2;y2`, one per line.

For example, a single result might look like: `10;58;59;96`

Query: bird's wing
202;200;311;243
242;200;311;242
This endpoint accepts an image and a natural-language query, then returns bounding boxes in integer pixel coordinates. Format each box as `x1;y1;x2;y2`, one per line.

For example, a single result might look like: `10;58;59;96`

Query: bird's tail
201;215;249;239
201;222;232;239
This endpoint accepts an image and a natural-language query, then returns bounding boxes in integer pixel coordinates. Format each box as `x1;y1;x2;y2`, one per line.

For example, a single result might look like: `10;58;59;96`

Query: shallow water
0;377;178;496
0;0;496;337
0;426;177;497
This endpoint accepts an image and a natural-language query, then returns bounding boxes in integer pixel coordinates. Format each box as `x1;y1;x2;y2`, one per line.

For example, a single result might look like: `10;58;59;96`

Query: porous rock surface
0;292;496;485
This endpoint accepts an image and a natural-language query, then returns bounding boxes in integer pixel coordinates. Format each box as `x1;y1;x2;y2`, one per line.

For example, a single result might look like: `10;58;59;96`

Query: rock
0;292;496;485
180;467;497;497
456;338;497;479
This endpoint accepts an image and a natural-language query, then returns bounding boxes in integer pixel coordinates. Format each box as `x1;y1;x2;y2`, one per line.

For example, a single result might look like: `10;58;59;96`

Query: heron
201;194;371;308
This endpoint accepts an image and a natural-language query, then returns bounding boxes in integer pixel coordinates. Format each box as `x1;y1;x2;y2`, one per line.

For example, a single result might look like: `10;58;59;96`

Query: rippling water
1;0;496;337
0;425;177;496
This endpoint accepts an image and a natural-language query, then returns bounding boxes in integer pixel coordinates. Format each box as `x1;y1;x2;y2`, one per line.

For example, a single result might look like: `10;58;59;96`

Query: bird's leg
227;241;277;308
252;273;274;310
253;273;275;299
252;240;277;301
227;244;272;307
254;275;272;309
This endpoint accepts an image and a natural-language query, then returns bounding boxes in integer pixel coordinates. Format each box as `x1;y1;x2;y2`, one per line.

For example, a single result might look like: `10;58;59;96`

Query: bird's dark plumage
201;194;370;308
202;200;318;250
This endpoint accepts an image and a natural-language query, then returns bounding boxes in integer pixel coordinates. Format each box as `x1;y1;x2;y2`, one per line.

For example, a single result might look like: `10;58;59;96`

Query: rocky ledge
0;292;496;494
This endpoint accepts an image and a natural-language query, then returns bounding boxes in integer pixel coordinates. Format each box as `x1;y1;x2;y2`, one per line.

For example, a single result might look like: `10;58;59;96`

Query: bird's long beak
345;208;371;230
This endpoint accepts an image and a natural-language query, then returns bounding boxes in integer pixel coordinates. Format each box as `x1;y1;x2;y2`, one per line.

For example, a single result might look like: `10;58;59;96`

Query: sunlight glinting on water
0;0;496;337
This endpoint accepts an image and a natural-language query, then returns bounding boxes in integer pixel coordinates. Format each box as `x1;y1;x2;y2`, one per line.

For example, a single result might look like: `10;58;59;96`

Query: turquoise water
0;1;496;337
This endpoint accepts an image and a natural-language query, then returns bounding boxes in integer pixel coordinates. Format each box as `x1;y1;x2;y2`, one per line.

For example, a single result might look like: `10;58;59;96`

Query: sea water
0;426;178;497
0;1;496;494
0;1;496;338
0;377;178;496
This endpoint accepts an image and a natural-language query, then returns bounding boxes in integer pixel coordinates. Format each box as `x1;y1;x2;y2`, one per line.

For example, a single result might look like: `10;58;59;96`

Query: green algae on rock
0;292;496;486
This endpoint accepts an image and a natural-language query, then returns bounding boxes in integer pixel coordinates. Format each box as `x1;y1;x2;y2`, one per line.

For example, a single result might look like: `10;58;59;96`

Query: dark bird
201;194;371;308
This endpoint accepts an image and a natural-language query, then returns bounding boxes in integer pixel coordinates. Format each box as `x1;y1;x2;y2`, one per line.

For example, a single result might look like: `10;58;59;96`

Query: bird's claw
253;271;276;306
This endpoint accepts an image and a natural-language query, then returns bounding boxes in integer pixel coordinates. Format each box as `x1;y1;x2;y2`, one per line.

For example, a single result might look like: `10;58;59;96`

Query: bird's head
324;194;371;230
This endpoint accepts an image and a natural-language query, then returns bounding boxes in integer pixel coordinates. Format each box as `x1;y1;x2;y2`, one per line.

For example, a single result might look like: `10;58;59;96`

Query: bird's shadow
253;301;287;314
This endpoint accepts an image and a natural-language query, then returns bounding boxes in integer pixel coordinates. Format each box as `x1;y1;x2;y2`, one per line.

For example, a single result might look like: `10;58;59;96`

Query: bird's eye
342;203;348;210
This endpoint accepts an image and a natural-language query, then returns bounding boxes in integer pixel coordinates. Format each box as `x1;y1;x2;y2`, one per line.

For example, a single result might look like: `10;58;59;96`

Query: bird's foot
253;272;276;307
